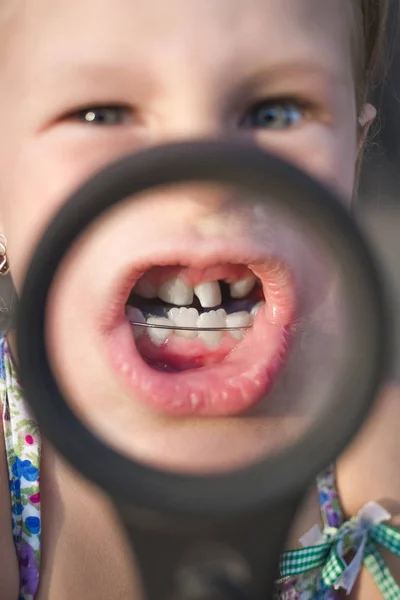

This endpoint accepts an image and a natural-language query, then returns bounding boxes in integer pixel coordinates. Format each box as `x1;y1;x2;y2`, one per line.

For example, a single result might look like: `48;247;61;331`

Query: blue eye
74;106;129;125
240;101;304;130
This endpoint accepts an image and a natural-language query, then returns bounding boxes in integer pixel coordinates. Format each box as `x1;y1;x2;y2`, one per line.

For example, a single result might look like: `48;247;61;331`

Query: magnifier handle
116;495;303;600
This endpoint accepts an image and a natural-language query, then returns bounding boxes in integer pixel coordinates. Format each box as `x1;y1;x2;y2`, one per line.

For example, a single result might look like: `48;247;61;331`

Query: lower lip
107;309;290;417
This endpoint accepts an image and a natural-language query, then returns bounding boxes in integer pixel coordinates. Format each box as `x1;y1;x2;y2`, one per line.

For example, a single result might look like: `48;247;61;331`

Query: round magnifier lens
17;139;388;514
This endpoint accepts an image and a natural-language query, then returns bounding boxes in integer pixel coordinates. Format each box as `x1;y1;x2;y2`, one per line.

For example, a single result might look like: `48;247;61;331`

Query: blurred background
359;0;400;209
357;0;400;379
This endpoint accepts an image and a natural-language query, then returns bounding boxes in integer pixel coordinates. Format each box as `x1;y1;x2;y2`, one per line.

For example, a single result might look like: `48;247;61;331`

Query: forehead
6;0;353;86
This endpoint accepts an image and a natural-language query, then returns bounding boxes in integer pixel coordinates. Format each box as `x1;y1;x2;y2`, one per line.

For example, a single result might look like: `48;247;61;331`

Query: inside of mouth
125;264;265;371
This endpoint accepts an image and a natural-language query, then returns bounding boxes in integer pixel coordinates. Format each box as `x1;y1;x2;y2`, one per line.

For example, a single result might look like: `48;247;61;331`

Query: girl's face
0;0;370;471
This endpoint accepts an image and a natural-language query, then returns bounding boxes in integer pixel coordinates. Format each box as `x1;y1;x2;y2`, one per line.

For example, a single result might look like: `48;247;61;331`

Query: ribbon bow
280;502;400;598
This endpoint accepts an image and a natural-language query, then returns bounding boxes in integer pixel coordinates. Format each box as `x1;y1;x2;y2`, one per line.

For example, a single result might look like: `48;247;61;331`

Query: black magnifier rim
17;139;389;518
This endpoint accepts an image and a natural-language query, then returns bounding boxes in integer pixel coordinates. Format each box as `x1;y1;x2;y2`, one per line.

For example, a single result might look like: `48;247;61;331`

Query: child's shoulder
278;384;400;599
338;384;400;517
336;384;400;597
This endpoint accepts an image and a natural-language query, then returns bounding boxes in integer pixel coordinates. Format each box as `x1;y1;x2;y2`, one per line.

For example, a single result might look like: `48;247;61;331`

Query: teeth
229;275;257;299
126;306;146;338
197;309;226;348
134;277;157;299
147;317;173;346
226;311;252;340
158;278;194;306
194;281;222;308
168;307;199;339
251;301;265;318
126;305;145;323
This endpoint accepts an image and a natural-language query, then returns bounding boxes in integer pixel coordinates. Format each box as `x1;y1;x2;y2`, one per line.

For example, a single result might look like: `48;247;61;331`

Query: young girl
0;0;396;598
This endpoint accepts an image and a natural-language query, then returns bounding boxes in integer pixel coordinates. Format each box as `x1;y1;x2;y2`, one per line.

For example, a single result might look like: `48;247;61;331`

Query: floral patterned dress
1;335;400;599
0;336;41;600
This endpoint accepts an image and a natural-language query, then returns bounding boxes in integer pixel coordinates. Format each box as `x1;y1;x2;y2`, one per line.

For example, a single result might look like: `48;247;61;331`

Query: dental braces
129;319;253;332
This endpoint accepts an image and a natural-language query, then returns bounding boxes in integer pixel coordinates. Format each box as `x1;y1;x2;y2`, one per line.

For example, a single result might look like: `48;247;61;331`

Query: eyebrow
36;60;156;99
243;61;351;90
37;55;349;89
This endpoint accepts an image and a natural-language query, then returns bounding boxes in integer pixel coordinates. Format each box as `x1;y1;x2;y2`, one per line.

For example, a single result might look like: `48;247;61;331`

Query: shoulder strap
316;464;344;530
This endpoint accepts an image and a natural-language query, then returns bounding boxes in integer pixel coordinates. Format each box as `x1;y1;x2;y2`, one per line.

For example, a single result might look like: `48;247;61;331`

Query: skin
0;0;397;597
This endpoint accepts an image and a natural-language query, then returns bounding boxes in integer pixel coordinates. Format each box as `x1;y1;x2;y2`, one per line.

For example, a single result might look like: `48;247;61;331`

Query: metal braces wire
129;320;253;332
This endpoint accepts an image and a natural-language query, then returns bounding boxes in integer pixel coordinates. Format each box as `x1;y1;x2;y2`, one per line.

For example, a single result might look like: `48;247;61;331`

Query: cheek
0;133;137;292
0;118;358;294
256;123;358;204
0;153;76;291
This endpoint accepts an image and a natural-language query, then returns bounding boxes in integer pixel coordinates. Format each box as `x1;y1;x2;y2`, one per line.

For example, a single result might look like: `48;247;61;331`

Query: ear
358;103;377;147
352;104;377;203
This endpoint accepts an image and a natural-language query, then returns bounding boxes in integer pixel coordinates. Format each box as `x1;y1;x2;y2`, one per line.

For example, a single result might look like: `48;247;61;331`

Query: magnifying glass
16;139;389;600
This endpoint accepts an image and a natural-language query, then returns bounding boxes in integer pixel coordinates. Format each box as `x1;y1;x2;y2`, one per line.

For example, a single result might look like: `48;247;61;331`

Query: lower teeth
128;298;260;320
126;300;264;348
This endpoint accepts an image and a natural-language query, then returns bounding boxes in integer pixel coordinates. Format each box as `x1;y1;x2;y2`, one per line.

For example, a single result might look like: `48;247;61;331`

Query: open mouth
127;264;265;369
107;259;295;417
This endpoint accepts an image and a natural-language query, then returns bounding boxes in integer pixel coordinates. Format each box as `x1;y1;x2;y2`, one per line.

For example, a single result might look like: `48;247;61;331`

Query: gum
135;327;245;370
136;264;254;289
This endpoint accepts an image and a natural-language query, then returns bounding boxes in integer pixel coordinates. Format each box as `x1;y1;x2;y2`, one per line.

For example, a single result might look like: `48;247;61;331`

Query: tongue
135;331;243;371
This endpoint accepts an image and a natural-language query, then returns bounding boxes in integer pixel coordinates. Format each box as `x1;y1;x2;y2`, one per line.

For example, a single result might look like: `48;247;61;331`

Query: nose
136;70;245;211
157;110;226;146
147;75;234;146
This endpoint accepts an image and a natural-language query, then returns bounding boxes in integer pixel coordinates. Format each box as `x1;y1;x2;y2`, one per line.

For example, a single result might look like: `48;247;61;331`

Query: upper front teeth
134;273;259;306
159;278;223;308
229;275;257;299
194;281;222;308
158;278;194;306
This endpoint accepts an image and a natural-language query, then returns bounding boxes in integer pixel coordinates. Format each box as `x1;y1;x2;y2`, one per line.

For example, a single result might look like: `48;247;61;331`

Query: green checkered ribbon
280;504;400;598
